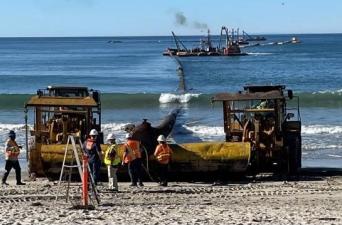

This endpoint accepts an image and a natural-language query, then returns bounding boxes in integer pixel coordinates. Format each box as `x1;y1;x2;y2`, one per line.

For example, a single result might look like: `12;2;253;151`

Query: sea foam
302;125;342;134
0;123;28;132
182;125;225;141
313;89;342;95
159;93;200;104
247;52;273;56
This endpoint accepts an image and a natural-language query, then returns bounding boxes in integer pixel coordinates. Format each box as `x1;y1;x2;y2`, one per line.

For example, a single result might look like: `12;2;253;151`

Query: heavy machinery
24;86;180;180
25;85;301;181
163;27;247;57
129;85;301;179
25;86;102;178
211;85;301;174
218;26;247;56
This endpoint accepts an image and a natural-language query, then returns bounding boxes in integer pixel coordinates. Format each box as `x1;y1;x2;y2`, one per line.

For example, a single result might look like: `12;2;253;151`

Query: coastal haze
0;34;342;169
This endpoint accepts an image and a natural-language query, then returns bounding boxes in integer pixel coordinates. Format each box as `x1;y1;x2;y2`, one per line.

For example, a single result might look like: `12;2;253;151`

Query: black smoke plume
175;12;187;26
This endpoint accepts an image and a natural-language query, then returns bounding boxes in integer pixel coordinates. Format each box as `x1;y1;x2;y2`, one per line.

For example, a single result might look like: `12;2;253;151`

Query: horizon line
0;32;341;38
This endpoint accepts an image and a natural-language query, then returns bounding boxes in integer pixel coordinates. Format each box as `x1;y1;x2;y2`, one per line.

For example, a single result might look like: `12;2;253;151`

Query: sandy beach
0;171;341;225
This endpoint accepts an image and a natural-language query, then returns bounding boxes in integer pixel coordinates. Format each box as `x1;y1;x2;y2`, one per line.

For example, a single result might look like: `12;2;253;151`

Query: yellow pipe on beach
37;141;251;175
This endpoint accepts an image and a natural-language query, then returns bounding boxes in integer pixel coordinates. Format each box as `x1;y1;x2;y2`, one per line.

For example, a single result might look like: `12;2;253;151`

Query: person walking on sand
154;135;172;187
104;133;121;191
2;130;25;185
122;133;144;187
83;129;102;185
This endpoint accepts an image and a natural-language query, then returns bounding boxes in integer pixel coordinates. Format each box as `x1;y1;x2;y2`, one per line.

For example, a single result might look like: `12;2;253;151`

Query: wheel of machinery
285;132;302;174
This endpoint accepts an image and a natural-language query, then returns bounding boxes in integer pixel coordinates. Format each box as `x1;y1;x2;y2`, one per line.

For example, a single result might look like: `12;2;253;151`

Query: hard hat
8;130;16;137
106;133;116;140
157;135;166;142
89;129;98;136
125;133;132;139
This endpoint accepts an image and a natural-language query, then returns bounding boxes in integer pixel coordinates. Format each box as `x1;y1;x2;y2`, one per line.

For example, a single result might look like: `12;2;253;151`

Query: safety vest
123;140;141;163
154;144;172;164
84;138;100;162
5;139;20;161
85;139;95;150
104;144;121;166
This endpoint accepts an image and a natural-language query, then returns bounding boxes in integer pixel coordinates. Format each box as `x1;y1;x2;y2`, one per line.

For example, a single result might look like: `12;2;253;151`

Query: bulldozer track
97;184;342;205
0;195;58;204
2;182;341;205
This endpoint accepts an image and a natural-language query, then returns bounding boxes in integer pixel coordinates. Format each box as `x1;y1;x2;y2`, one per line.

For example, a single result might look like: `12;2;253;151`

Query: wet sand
1;172;342;225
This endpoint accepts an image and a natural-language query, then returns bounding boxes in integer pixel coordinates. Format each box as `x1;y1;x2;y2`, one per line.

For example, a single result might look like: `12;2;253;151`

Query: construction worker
122;133;144;187
154;135;172;187
83;129;102;185
2;130;25;185
104;133;121;191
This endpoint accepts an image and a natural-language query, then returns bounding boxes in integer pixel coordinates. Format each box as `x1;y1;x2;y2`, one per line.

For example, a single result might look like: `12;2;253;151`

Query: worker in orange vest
2;130;25;185
83;129;102;185
154;135;172;187
122;133;144;187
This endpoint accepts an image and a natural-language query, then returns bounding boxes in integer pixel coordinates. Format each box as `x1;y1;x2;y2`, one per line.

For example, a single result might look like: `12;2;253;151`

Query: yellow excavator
25;85;301;181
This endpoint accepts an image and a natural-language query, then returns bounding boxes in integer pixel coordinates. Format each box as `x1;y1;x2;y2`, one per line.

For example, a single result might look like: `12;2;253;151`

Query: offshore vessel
163;26;247;57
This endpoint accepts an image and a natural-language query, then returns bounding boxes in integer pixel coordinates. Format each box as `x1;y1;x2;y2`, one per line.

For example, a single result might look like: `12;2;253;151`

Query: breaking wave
0;122;132;144
0;123;28;132
312;89;342;95
182;124;225;141
2;91;342;109
159;93;200;104
302;125;342;135
302;143;342;151
247;52;273;55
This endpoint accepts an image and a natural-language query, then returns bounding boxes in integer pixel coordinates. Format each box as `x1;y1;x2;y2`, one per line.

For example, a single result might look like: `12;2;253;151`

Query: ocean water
0;34;342;169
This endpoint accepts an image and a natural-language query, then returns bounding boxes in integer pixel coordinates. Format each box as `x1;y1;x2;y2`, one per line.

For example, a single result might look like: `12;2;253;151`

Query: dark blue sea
0;34;342;169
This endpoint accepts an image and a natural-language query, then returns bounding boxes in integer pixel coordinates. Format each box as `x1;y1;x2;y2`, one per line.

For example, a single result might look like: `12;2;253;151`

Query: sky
0;0;341;37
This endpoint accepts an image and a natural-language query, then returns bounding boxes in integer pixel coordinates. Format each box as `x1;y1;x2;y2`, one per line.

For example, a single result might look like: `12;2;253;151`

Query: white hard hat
125;133;132;139
106;133;116;140
157;135;166;142
89;129;98;136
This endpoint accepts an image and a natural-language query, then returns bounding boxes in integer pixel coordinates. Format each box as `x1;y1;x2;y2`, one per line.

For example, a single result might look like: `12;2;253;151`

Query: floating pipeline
1;92;342;110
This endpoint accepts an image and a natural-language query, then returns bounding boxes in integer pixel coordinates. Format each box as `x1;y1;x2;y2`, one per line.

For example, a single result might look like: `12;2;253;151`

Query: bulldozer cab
212;85;301;173
25;86;102;145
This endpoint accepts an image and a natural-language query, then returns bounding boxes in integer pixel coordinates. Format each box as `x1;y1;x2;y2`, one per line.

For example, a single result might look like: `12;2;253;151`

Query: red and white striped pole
82;155;89;206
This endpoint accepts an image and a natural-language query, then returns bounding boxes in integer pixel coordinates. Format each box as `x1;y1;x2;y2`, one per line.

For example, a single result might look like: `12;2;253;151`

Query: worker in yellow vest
122;133;144;187
154;135;172;187
104;133;121;191
2;130;25;185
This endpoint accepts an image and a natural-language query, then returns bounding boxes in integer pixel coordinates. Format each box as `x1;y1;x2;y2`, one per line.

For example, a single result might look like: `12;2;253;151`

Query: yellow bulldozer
210;85;301;175
25;85;301;181
25;86;102;178
162;85;301;179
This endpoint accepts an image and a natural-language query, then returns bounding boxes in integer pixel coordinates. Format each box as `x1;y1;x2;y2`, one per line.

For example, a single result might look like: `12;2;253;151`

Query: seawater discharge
0;34;342;169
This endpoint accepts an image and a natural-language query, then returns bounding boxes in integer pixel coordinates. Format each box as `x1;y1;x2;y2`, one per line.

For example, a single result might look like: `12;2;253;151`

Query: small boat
238;39;249;45
291;37;301;44
243;31;266;41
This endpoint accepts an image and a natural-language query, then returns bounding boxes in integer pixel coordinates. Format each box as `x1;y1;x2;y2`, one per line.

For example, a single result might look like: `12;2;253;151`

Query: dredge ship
163;26;248;57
